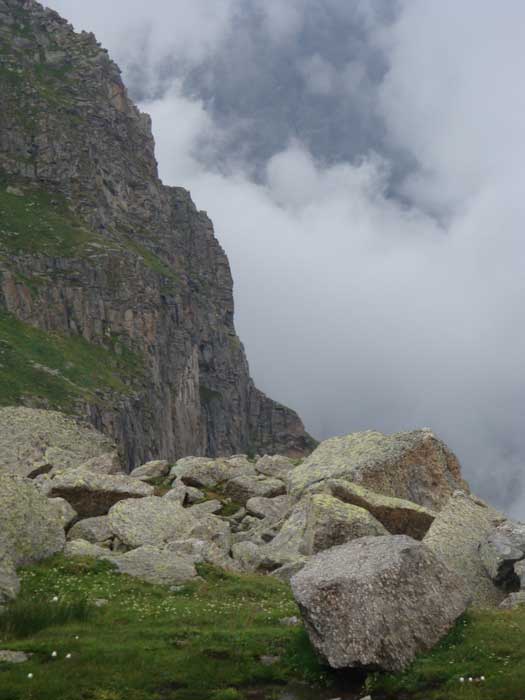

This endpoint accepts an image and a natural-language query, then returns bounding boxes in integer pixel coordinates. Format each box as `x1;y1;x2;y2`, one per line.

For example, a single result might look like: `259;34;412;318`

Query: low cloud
45;1;525;518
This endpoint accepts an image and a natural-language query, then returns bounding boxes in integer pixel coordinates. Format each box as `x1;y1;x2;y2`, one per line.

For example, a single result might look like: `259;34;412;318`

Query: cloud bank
45;1;525;517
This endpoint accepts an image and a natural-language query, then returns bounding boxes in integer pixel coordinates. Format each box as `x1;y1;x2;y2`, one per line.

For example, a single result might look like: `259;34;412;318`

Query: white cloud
44;1;525;517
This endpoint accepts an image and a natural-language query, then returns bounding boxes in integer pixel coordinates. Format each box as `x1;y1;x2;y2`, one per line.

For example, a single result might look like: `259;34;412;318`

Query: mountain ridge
0;0;315;467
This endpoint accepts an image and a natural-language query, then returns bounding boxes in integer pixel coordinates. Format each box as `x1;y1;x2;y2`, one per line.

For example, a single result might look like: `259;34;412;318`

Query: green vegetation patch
0;183;107;257
0;556;329;700
0;311;143;411
368;606;525;700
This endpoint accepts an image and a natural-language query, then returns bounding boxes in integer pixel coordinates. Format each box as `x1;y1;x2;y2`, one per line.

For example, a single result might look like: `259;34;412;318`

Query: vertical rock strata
0;0;314;466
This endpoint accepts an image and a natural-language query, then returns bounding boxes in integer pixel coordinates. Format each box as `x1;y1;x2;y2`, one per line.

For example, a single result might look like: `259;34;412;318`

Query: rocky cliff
0;0;315;467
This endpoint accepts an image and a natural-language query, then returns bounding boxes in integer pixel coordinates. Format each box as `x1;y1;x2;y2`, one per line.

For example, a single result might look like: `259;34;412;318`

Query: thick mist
45;1;525;517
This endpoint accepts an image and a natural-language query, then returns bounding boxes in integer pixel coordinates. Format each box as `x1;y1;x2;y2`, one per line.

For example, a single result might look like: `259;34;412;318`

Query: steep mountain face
0;0;315;467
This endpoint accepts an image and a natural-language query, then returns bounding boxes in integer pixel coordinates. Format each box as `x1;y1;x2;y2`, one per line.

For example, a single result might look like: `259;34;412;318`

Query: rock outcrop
288;429;468;509
0;0;314;468
291;535;469;672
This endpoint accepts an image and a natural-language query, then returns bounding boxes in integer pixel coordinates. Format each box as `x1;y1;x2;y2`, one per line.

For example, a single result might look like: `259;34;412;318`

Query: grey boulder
108;496;197;548
67;516;113;545
0;474;65;567
129;460;170;482
46;468;153;517
288;429;468;509
113;546;197;585
291;535;469;672
423;491;505;607
479;520;525;587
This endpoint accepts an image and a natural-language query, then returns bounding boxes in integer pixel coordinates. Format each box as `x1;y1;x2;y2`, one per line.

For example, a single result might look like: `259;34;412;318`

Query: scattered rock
163;480;187;504
189;514;232;552
246;495;290;523
47;497;78;529
0;554;19;604
47;468;153;518
68;516;113;545
423;491;505;607
291;535;469;672
288;429;468;509
185;486;206;504
129;460;170;482
480;520;525;588
0;474;65;567
0;407;116;478
109;496;197;548
224;475;285;504
189;500;223;517
311;479;436;539
255;454;295;480
0;650;30;664
170;457;246;488
113;545;197;585
166;539;240;572
77;452;123;475
63;539;114;560
499;592;525;609
279;616;300;626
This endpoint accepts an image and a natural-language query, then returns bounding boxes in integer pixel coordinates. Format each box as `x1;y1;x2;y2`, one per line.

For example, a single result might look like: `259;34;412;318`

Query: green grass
0;557;330;700
0;183;106;257
367;606;525;700
0;311;143;411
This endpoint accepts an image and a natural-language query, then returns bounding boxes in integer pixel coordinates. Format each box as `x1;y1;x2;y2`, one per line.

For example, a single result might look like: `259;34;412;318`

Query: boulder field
1;409;524;673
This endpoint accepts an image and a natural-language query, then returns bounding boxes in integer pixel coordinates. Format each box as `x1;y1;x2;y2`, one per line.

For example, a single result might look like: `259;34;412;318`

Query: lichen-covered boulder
47;497;78;529
129;460;170;482
0;474;65;567
108;497;197;548
302;495;388;554
68;516;113;545
188;500;223;517
255;455;295;480
47;469;153;518
64;539;114;560
166;539;240;572
291;535;469;672
310;480;436;539
288;429;468;509
112;546;197;585
170;457;252;488
479;520;525;587
224;475;286;504
0;407;116;478
246;495;291;523
78;452;123;475
423;491;505;607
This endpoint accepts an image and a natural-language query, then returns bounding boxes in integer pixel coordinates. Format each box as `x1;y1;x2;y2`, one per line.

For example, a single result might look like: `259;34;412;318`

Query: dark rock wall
0;0;315;467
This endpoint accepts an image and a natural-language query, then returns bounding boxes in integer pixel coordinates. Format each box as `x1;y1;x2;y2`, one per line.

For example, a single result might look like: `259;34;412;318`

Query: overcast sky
46;1;525;518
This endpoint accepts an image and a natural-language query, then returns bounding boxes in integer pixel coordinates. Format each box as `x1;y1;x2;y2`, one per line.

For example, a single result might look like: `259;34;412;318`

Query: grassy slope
0;557;328;700
0;311;143;411
1;557;524;700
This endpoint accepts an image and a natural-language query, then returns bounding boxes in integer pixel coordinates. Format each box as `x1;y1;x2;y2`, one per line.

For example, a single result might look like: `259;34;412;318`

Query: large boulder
68;516;113;545
112;546;197;586
246;495;291;523
245;494;387;572
77;453;123;475
224;475;286;504
479;520;525;588
423;491;505;607
108;497;197;548
0;407;116;478
46;469;153;518
0;474;65;567
170;457;252;488
310;480;435;539
254;455;295;480
129;460;170;482
288;429;468;509
291;535;469;672
47;497;78;529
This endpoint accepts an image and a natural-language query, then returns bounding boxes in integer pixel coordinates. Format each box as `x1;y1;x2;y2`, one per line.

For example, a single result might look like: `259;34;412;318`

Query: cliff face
0;0;315;466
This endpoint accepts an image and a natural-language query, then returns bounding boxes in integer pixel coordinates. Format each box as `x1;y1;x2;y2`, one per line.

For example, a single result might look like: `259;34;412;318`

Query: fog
45;1;525;517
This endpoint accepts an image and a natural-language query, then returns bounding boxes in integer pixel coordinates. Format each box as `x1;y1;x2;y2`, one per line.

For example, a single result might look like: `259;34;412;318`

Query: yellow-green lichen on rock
287;429;469;510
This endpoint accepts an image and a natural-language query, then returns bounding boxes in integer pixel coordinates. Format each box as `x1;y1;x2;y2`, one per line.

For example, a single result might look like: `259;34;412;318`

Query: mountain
0;0;315;467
